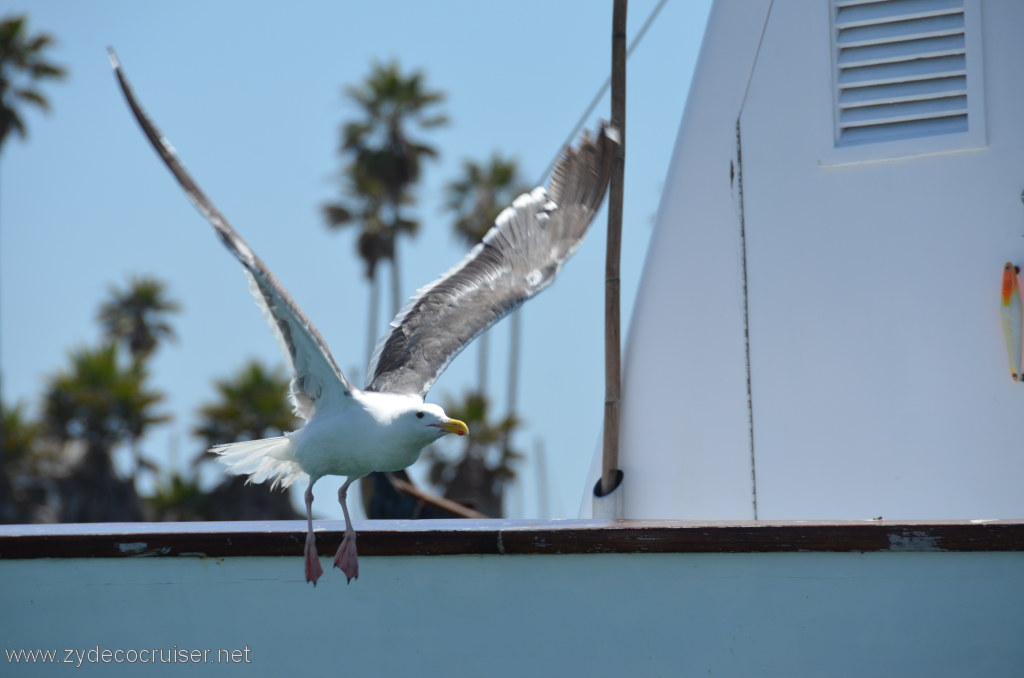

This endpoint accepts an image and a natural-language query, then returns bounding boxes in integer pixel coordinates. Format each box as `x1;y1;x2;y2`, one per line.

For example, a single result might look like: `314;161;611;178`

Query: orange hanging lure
1001;262;1022;381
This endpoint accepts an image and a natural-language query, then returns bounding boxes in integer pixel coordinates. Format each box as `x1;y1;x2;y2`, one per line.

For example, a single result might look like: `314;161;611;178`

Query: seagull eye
416;412;425;419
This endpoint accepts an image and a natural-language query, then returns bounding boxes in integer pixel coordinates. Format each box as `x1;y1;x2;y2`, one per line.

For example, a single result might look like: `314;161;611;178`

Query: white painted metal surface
598;0;1024;520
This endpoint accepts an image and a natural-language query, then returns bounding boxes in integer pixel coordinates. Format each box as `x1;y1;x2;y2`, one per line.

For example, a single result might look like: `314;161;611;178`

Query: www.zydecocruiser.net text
5;645;253;667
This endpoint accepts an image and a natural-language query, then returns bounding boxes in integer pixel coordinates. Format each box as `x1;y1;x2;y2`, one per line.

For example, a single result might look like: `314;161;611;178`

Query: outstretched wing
366;125;618;398
110;50;355;419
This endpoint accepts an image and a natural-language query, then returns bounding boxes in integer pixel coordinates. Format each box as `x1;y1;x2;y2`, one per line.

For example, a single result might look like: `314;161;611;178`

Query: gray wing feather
110;50;354;419
366;125;618;397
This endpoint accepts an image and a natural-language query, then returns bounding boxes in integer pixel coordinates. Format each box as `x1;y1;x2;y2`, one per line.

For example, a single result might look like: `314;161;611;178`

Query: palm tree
444;154;528;485
0;14;66;152
96;275;179;482
423;389;520;518
0;395;45;523
323;169;390;364
188;360;302;521
195;360;298;445
42;343;167;522
444;154;525;394
97;275;180;364
324;60;447;337
324;62;446;520
0;15;65;406
146;471;208;522
446;154;524;245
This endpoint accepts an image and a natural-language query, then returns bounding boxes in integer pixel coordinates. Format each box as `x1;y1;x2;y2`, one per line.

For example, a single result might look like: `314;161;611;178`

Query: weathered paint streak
888;531;943;552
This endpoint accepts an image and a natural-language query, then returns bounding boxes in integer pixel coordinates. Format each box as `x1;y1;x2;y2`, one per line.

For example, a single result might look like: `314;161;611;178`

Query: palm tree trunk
504;308;520;432
477;331;489;394
389;203;403;318
500;308;521;507
367;272;380;371
389;248;401;318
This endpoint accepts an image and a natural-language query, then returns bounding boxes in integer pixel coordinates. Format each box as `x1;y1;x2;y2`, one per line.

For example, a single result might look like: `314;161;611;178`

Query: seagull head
360;392;468;445
413;402;469;439
384;400;469;448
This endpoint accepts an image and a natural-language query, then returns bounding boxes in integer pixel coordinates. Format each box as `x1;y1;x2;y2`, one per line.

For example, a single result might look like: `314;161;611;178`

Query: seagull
110;50;618;584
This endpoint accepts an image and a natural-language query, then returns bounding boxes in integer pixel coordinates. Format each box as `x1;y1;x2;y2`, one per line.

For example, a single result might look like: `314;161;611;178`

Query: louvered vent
834;0;968;146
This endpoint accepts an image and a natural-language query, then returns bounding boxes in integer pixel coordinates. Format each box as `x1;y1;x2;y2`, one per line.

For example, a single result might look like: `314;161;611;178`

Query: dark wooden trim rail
1;519;1022;560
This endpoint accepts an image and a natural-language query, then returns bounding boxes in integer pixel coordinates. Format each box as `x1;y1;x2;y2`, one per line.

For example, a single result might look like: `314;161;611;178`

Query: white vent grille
833;0;968;146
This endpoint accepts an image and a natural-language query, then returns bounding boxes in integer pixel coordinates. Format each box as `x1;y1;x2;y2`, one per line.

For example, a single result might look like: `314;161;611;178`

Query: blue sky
2;0;710;519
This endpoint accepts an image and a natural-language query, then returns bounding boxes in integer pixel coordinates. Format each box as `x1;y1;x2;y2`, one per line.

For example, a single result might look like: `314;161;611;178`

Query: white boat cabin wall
594;0;1024;520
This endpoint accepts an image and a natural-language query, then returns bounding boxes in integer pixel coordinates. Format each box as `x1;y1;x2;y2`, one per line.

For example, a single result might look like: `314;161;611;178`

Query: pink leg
304;482;324;586
332;478;359;583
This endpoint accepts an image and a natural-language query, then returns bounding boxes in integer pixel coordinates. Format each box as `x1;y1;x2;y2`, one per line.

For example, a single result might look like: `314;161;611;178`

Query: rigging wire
535;0;670;185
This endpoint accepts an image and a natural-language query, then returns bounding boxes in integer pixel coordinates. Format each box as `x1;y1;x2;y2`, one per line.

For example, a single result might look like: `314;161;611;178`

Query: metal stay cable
535;0;670;185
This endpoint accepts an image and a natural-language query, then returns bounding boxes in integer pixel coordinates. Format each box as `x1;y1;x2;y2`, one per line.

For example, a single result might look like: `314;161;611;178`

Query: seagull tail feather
211;436;303;490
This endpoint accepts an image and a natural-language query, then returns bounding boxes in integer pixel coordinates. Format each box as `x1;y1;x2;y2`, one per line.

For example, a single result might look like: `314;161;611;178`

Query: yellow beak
437;419;469;436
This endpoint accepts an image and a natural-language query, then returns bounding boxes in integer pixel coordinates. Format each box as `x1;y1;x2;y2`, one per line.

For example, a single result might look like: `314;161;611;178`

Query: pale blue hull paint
3;551;1022;676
